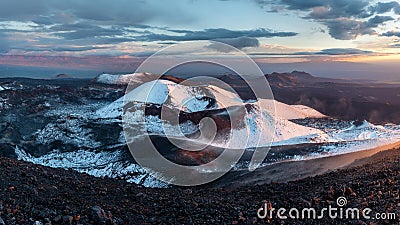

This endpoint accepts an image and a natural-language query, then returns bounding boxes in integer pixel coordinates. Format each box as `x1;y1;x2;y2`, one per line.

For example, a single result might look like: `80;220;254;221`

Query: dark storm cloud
137;28;297;42
322;16;394;40
207;37;260;52
369;1;400;14
316;48;373;55
50;23;125;40
282;0;371;19
366;15;395;27
215;37;260;49
322;19;372;40
256;0;398;40
296;48;373;55
382;31;400;37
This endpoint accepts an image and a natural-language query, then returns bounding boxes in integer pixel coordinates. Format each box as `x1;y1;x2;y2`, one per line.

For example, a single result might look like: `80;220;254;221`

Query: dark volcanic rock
0;144;17;159
0;77;126;158
62;215;73;224
0;148;399;224
89;206;114;225
0;122;23;144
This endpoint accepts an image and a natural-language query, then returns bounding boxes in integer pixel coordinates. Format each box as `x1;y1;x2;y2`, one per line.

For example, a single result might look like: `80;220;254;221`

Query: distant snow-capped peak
95;72;153;85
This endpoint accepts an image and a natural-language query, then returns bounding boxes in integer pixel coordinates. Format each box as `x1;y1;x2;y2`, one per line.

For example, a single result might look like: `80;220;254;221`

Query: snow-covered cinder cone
122;41;276;186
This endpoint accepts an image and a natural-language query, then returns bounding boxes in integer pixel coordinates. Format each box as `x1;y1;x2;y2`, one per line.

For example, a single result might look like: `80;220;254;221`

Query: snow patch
0;85;10;91
34;118;101;149
15;147;168;188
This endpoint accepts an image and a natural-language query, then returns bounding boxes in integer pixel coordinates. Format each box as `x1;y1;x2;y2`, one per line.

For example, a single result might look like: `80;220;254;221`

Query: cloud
49;23;125;40
278;0;324;10
283;0;371;19
296;48;373;55
322;18;372;40
316;48;373;55
249;48;373;56
369;1;400;14
382;31;400;37
0;0;197;54
207;37;260;52
137;28;297;42
2;23;296;54
0;0;396;58
215;37;260;48
257;0;399;40
321;16;394;40
366;15;395;27
158;42;178;45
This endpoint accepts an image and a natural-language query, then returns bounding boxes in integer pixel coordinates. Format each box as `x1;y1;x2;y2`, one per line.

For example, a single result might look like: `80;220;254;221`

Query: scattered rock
62;215;73;224
136;192;144;198
89;206;113;225
53;215;62;223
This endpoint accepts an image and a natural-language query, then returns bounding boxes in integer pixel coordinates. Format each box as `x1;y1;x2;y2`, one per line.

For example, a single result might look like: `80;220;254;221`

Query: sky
0;0;399;80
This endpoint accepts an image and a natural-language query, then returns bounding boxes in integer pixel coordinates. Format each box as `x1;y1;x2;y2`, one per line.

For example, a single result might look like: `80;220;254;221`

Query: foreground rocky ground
0;148;399;225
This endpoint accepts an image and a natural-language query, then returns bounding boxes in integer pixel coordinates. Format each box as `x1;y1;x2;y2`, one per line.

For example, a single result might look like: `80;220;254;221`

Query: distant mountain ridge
53;73;75;79
266;71;314;86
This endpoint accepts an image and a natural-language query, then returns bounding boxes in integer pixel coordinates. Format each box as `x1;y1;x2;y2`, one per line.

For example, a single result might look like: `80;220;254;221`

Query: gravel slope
1;148;400;224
